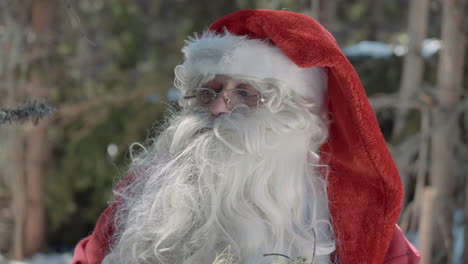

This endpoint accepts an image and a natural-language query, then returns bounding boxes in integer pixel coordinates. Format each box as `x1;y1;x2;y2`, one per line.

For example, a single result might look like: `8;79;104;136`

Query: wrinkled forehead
204;74;242;84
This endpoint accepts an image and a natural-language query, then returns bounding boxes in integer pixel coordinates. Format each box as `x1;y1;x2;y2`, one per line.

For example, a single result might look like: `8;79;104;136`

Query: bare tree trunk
393;0;429;139
22;0;54;256
419;187;434;264
311;0;320;20
318;0;336;31
428;0;467;262
309;0;335;32
11;134;27;260
23;95;49;257
409;106;430;232
1;2;29;259
368;0;383;40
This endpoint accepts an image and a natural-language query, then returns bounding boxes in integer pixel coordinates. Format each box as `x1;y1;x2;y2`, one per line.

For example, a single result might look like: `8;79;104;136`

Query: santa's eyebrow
235;82;255;90
201;80;221;89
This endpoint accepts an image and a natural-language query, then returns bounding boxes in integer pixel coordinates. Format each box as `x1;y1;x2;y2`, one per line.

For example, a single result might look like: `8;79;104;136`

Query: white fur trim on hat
181;31;327;103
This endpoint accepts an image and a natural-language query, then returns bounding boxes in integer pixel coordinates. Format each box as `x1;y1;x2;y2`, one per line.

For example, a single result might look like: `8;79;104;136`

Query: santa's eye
229;89;257;98
196;88;215;104
236;89;250;97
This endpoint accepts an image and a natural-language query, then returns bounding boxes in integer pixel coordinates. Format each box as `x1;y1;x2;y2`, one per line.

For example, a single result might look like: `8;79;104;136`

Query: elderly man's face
185;75;262;116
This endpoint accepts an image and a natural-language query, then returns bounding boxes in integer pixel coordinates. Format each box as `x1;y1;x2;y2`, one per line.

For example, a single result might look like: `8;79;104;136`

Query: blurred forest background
0;0;466;263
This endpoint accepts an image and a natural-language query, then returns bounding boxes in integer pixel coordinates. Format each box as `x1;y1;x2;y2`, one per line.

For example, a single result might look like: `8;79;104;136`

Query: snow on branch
0;99;56;125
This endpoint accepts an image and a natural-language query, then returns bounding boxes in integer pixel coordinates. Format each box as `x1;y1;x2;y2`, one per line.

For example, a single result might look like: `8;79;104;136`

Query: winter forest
0;0;466;263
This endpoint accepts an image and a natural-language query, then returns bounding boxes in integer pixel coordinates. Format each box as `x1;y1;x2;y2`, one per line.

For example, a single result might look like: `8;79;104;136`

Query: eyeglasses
183;87;265;111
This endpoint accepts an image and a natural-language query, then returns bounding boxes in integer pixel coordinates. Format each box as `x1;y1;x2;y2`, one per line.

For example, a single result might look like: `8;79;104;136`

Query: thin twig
410;106;430;231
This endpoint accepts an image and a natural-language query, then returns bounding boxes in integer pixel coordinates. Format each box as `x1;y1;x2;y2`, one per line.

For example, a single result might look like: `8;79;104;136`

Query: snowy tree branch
0;99;56;125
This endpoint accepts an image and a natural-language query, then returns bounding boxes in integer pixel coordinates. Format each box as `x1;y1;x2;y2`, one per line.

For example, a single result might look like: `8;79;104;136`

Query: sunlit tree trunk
23;0;55;256
428;0;466;262
1;1;29;259
393;0;429;139
419;187;434;264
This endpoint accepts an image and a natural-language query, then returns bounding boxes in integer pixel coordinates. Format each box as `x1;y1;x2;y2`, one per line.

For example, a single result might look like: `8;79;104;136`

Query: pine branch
0;99;56;125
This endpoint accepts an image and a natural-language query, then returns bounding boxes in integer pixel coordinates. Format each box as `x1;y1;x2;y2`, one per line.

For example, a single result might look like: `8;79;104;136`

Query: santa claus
73;9;420;264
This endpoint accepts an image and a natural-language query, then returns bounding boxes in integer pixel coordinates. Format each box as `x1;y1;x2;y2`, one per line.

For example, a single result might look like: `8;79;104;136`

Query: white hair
181;30;328;104
103;66;335;264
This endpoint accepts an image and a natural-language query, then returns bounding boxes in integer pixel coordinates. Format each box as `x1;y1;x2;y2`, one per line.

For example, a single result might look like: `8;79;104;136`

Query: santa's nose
210;95;229;116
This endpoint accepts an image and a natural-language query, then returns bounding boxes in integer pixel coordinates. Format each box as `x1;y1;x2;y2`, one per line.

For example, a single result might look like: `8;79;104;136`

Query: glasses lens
184;87;261;111
224;89;259;109
196;88;215;106
183;88;214;108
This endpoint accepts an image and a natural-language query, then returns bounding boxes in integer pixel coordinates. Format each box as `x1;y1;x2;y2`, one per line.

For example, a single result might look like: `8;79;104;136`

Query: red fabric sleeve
384;225;421;264
72;174;135;264
72;202;118;264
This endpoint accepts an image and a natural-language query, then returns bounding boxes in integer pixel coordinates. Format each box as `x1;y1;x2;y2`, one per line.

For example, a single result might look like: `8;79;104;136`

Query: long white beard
103;106;335;264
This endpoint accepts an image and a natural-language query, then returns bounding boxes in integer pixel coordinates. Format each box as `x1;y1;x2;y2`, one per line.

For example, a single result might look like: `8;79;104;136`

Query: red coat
72;196;420;263
73;10;421;263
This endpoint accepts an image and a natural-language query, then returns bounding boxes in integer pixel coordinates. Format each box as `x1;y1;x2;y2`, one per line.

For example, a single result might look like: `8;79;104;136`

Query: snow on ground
0;253;72;264
405;208;465;264
452;209;464;264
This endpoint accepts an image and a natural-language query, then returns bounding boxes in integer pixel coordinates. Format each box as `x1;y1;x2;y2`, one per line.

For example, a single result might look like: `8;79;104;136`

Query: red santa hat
182;9;404;263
